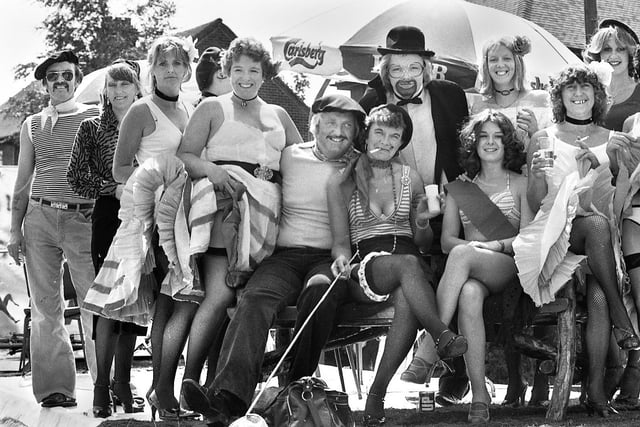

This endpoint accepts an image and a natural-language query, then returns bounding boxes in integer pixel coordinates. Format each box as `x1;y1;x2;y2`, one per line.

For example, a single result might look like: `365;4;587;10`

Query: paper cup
424;184;441;215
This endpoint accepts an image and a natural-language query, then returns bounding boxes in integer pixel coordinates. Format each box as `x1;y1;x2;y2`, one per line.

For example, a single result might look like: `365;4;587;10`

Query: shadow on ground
99;401;640;426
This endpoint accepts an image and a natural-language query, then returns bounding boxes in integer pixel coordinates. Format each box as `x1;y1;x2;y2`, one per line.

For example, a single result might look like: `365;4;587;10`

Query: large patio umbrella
75;60;200;106
271;0;577;90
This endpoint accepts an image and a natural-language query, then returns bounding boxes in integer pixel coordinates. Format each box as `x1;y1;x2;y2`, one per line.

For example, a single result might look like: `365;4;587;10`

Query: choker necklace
154;87;179;102
565;115;593;125
233;92;258;107
369;159;393;168
496;87;515;96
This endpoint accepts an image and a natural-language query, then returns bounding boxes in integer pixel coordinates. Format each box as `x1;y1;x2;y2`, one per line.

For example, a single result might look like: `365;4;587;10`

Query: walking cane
230;252;359;426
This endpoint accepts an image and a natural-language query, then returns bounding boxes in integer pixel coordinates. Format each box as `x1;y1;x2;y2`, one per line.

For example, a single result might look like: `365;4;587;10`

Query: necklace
496;87;515;96
154;87;178;102
233;92;258;107
369;158;393;169
565;115;593;125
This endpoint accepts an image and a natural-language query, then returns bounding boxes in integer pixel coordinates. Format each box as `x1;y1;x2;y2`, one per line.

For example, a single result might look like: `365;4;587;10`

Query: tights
365;289;419;417
94;317;136;387
569;216;634;334
153;294;198;409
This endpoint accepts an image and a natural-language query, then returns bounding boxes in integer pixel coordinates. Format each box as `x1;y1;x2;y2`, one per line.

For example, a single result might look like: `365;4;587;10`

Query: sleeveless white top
135;97;192;165
204;95;286;170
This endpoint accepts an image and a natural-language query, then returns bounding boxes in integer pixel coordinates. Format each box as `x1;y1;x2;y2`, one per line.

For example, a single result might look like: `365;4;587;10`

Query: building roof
469;0;640;51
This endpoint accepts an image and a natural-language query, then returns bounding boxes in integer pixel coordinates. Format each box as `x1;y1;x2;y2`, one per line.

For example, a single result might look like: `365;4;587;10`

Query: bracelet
416;218;430;229
498;240;505;253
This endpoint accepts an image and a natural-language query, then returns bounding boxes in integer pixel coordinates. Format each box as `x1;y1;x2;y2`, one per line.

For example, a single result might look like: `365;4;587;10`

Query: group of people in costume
8;14;640;427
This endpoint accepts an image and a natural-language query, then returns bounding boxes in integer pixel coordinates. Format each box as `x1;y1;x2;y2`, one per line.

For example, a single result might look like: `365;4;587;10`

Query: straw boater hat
598;18;639;44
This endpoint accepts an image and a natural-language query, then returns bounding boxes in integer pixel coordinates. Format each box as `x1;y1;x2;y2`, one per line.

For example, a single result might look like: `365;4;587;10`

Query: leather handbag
263;377;355;427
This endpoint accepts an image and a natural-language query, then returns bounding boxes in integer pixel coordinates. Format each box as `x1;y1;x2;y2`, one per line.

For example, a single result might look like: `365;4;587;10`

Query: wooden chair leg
546;281;576;421
334;349;346;392
346;344;362;399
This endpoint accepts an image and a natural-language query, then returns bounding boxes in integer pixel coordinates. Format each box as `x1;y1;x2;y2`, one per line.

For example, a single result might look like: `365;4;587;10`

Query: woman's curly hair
477;35;531;96
458;110;525;178
583;26;638;79
549;64;610;124
223;37;280;80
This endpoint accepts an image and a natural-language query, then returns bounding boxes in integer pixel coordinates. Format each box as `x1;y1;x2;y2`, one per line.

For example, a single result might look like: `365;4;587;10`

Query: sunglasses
45;71;74;82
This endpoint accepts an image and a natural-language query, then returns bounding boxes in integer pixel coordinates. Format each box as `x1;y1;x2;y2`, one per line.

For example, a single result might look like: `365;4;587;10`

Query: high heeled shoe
111;381;144;413
400;357;436;384
92;384;113;418
468;401;490;424
612;325;640;351
435;329;468;359
362;391;385;426
501;380;527;407
583;398;610;418
147;389;199;421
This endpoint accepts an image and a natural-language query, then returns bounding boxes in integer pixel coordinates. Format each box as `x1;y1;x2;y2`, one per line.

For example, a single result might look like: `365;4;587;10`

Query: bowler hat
377;26;435;57
312;94;366;123
35;50;79;80
599;19;639;44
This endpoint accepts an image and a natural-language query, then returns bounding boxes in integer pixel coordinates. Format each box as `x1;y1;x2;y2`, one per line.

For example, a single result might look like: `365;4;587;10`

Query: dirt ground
99;401;640;426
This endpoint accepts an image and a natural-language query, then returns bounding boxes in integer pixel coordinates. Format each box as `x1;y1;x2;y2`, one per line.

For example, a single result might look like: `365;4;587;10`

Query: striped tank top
349;164;413;244
30;105;100;201
460;173;520;228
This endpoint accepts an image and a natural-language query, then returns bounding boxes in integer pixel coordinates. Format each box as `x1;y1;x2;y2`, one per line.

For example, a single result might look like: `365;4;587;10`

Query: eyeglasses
45;71;74;82
388;63;425;79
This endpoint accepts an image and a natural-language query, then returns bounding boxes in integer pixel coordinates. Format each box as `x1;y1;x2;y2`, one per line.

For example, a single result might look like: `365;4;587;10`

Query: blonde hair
477;35;531;96
147;36;193;89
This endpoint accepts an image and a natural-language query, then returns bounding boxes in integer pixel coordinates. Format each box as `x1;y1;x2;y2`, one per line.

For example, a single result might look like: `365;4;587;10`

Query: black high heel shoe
147;389;199;421
612;326;640;351
362;391;385;426
501;380;527;407
584;398;610;418
435;329;468;359
92;384;113;418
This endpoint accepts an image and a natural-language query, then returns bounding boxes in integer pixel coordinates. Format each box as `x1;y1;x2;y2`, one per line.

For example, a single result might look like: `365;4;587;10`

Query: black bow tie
397;97;423;106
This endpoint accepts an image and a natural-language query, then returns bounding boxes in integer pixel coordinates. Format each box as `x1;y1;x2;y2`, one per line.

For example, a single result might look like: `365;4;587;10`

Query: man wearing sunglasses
7;50;99;408
359;26;472;407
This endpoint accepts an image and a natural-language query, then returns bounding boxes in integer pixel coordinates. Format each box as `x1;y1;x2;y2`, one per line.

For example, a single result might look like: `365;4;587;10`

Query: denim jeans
23;200;97;401
212;247;333;407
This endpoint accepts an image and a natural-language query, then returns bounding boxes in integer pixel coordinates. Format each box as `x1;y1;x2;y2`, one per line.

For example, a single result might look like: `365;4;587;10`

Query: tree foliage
291;72;311;101
1;0;176;130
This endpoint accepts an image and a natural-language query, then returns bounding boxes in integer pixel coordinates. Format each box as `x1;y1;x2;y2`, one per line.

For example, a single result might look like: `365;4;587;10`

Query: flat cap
311;94;366;122
35;50;79;80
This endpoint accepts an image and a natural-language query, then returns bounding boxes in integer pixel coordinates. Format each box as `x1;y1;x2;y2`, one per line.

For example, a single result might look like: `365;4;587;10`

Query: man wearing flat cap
7;50;98;407
183;94;364;424
360;25;470;405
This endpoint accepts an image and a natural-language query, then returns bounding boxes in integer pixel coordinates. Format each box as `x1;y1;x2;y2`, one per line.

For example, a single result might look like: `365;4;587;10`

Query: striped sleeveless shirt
30;104;99;201
349;164;413;244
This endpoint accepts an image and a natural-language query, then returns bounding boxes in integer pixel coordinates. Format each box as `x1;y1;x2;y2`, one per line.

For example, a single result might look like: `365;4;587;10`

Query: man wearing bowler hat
7;50;99;407
360;25;471;406
182;94;365;424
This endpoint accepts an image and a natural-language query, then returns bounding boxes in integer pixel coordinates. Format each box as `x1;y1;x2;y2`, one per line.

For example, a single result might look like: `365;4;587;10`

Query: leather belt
31;197;94;211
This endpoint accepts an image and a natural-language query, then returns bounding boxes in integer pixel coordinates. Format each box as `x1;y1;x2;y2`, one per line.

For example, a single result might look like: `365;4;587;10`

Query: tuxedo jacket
359;76;469;185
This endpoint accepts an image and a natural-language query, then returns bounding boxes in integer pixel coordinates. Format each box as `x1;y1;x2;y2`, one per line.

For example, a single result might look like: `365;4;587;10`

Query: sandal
435;329;468;359
41;392;77;408
468;401;490;424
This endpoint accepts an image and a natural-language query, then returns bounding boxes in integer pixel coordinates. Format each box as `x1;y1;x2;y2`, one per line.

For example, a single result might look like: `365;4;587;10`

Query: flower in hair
512;36;532;56
588;61;613;87
181;36;199;63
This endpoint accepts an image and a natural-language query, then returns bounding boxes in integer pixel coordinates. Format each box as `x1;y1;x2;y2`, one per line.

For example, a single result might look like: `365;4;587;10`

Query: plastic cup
537;136;554;169
424;184;441;215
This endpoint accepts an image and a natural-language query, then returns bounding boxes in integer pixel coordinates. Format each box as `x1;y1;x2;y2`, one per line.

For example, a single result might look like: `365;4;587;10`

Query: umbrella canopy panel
340;0;578;89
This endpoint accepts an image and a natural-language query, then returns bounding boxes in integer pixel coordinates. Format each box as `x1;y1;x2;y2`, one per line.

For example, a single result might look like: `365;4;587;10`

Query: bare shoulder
510;172;528;193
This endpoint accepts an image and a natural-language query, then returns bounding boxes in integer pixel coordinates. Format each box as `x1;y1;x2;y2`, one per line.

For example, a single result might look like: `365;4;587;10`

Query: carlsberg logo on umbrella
284;39;327;70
